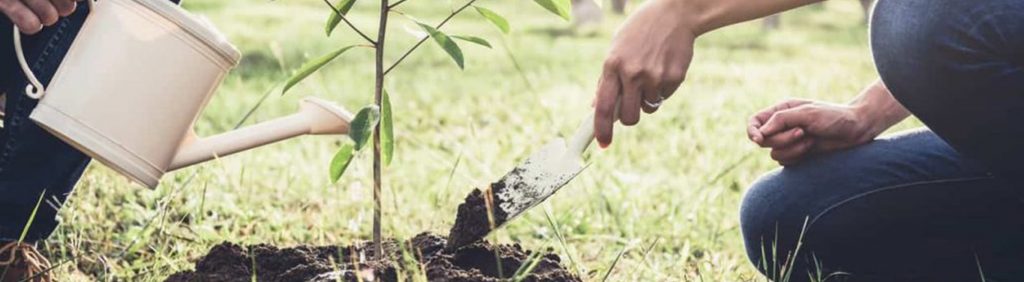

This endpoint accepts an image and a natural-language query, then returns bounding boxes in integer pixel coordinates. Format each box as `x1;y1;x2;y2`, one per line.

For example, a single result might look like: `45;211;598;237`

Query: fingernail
794;129;804;137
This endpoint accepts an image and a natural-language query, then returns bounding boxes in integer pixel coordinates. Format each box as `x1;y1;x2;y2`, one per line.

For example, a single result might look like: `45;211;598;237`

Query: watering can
11;0;353;188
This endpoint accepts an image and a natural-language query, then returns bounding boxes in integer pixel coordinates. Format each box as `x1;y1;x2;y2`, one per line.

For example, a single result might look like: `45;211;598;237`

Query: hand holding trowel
447;99;619;250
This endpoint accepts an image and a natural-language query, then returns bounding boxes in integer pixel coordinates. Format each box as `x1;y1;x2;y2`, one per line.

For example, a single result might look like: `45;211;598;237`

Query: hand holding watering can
7;0;354;188
1;0;83;35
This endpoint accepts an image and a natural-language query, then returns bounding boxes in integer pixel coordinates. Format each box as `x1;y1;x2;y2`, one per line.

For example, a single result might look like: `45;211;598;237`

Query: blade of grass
772;223;779;281
497;35;535;93
482;188;504;279
781;217;810;282
707;152;754;185
1;190;47;278
443;151;462;191
976;252;987;282
597;190;626;237
15;191;46;242
627;237;660;278
234;84;280;129
542;205;581;277
511;249;545;281
600;243;629;282
119;172;193;257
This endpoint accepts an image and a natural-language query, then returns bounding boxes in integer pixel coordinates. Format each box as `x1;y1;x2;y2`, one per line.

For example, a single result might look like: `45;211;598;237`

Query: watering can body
13;0;352;188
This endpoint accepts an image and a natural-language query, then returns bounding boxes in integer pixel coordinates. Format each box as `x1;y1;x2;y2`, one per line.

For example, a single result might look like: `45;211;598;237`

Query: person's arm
1;0;81;35
594;0;823;147
846;81;911;137
748;80;910;165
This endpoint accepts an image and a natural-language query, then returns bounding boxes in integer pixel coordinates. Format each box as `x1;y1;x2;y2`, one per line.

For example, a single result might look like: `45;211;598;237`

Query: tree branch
383;0;478;75
387;0;407;9
323;0;377;45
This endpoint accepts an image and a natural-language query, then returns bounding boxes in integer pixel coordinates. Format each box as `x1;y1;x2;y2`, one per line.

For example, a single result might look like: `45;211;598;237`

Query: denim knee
739;169;805;274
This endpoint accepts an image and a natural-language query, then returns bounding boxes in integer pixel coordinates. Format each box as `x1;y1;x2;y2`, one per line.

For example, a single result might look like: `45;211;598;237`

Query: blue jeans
741;0;1024;281
0;5;92;242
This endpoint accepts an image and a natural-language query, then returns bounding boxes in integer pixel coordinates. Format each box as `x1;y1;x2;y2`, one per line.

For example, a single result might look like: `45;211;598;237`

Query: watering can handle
12;0;96;100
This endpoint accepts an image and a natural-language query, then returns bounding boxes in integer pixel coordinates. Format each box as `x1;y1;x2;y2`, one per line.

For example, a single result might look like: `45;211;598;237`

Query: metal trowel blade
492;136;586;222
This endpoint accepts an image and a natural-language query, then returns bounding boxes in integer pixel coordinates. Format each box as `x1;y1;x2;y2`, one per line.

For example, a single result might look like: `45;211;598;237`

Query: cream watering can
12;0;353;188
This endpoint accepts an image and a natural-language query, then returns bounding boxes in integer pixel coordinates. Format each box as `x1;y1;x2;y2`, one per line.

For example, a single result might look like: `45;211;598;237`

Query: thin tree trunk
373;0;389;259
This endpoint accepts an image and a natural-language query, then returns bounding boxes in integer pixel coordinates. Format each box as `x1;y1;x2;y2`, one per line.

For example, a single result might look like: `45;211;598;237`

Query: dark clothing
742;129;1024;281
0;4;92;242
741;0;1024;281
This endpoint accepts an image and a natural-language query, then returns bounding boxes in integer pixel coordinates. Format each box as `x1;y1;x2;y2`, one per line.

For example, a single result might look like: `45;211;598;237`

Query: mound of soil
165;233;580;282
446;183;510;250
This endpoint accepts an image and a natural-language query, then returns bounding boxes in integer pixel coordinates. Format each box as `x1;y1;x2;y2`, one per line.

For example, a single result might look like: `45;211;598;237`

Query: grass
37;0;924;280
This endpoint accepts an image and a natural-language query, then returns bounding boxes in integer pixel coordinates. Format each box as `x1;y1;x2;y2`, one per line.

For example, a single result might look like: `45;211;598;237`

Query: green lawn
44;0;921;280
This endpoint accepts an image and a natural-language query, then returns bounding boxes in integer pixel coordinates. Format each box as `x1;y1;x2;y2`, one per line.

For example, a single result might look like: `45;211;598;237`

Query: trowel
447;112;599;249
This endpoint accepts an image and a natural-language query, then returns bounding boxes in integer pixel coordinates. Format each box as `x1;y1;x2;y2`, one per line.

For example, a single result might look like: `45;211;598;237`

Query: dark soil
446;182;510;250
165;232;580;282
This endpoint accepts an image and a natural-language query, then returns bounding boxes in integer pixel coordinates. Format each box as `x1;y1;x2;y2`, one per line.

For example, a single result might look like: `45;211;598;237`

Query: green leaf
473;6;510;34
282;45;358;95
381;90;394;166
416;22;464;69
325;0;357;36
349;105;380;150
452;35;492;48
329;144;355;183
533;0;571;21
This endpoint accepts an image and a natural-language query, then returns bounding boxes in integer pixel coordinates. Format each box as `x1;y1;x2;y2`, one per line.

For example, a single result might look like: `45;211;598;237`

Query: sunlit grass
37;0;920;280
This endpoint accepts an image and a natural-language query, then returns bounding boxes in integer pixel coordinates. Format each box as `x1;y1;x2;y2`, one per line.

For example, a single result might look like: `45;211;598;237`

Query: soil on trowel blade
446;182;511;250
165;232;580;282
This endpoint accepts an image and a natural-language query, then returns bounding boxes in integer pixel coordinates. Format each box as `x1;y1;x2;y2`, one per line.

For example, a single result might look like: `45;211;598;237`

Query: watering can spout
168;97;352;171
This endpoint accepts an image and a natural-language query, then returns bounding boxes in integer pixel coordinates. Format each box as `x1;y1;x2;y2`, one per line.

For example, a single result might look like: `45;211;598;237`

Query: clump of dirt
165;233;580;282
446;182;510;250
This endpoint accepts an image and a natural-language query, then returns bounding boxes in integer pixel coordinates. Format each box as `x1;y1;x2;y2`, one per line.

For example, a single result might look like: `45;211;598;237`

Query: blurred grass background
43;0;922;280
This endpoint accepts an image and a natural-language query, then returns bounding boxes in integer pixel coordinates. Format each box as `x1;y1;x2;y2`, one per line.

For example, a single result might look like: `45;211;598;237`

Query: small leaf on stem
282;45;359;95
349;105;381;150
325;0;358;36
452;35;492;48
473;6;510;34
329;143;355;183
416;22;465;69
533;0;572;21
381;90;394;166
